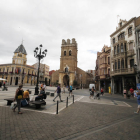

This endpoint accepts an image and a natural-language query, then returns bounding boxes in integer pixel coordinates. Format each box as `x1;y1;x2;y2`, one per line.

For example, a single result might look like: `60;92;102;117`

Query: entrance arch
63;75;69;87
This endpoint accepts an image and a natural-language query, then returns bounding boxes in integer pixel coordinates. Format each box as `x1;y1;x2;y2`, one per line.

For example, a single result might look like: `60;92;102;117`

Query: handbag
10;102;16;109
21;99;28;106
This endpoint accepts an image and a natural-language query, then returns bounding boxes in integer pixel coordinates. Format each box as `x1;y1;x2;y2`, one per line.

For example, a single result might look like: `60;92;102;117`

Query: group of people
13;83;73;114
89;87;104;99
123;87;136;98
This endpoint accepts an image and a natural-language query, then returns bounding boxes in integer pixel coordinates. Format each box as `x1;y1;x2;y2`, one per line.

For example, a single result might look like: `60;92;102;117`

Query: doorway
15;77;18;85
63;75;69;87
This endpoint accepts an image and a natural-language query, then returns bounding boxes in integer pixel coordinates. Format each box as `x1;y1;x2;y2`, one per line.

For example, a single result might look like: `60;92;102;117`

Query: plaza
0;86;140;140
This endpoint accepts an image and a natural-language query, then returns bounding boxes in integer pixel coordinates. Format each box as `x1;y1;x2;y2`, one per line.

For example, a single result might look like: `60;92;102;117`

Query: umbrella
0;78;7;81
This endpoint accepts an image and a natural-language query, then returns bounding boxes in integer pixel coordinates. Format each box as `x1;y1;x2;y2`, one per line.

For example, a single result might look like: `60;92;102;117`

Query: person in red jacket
101;88;104;96
130;87;134;98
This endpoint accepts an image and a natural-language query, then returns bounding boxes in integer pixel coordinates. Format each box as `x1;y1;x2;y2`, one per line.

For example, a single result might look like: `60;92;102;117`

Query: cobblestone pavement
0;86;140;140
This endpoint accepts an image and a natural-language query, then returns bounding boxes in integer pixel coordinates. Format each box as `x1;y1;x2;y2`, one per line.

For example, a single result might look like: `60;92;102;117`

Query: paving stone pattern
0;100;140;140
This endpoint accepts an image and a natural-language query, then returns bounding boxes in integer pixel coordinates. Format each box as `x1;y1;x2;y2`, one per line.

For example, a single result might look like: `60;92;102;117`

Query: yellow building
0;44;37;85
51;38;93;88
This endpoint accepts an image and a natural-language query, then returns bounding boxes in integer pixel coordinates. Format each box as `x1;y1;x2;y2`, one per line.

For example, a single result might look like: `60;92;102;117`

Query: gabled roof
14;44;27;55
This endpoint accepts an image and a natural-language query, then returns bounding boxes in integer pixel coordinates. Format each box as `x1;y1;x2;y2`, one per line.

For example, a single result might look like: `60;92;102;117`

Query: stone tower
12;44;27;65
59;38;78;86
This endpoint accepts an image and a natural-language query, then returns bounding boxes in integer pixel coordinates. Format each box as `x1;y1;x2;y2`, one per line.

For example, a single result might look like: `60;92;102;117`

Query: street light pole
34;44;47;95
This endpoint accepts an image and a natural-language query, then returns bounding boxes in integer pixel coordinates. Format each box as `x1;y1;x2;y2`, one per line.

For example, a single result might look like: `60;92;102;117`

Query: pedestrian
62;86;65;94
123;88;127;99
53;84;63;102
23;89;30;101
69;85;73;96
89;86;95;99
43;83;46;92
130;87;134;98
101;87;104;96
13;83;23;114
134;87;140;114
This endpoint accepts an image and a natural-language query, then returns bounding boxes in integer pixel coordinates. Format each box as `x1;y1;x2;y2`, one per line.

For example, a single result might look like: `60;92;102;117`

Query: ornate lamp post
34;44;47;95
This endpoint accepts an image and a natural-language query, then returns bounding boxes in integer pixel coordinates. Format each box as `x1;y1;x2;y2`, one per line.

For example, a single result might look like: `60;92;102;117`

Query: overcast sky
0;0;140;71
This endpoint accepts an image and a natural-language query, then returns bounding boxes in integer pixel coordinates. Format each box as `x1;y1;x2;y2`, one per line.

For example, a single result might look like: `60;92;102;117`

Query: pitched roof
14;44;27;55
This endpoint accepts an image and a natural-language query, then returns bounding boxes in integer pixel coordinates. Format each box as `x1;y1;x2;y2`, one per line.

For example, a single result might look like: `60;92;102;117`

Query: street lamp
34;44;47;95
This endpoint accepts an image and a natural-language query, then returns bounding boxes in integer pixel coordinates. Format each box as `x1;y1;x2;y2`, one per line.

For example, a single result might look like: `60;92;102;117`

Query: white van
89;84;95;91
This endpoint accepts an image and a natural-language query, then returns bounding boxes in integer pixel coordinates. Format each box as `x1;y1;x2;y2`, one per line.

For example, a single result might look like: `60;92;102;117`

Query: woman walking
89;86;95;99
13;83;23;114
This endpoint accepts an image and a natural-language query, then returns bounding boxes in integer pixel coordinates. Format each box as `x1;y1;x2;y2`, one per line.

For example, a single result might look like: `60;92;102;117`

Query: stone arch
63;75;69;87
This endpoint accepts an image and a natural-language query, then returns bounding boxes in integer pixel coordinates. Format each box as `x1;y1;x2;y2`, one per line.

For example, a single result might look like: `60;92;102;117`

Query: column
111;77;114;94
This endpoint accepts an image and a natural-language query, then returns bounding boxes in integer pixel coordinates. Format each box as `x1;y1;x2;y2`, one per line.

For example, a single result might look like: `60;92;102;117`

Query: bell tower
59;38;78;86
12;44;27;65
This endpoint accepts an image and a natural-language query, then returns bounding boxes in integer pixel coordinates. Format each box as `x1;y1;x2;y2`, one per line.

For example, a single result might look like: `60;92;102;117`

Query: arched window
118;59;120;69
115;61;117;69
117;45;119;54
65;67;68;72
64;51;66;56
121;59;124;69
121;43;124;52
69;50;71;56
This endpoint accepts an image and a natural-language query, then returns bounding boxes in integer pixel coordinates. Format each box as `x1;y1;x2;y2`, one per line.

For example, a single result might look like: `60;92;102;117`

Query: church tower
59;38;78;86
12;44;27;65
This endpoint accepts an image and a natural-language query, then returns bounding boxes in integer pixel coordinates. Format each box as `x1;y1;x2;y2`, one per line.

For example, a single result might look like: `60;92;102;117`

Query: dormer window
128;27;132;36
64;51;66;56
69;50;71;56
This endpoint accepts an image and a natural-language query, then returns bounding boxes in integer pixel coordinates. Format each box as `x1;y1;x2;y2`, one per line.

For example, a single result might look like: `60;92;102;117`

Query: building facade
110;17;140;94
95;45;111;92
32;63;50;85
0;44;37;85
51;38;93;88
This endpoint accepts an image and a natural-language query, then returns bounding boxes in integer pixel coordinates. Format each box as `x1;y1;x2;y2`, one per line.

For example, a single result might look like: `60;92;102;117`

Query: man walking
53;84;63;102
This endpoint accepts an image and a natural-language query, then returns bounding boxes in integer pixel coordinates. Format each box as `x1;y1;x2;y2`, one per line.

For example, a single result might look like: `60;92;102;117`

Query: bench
4;98;46;109
50;93;54;96
29;101;46;109
4;98;14;105
46;92;50;95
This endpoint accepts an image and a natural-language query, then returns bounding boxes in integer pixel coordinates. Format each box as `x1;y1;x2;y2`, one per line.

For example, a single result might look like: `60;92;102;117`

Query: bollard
66;97;68;108
56;100;59;114
73;95;74;103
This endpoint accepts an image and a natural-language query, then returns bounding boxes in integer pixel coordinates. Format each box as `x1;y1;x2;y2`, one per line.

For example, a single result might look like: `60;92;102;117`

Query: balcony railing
113;51;126;58
111;67;134;75
127;50;134;56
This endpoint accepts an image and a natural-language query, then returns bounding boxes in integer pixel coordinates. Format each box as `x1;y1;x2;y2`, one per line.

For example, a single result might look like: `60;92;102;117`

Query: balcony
113;52;126;59
111;68;134;76
127;50;135;57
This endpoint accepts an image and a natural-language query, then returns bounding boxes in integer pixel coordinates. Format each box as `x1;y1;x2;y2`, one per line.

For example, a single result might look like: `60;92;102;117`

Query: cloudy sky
0;0;140;71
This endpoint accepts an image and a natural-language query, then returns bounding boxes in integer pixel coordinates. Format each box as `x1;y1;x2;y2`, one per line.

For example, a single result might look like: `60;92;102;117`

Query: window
108;57;110;64
121;59;124;69
115;61;117;69
114;46;116;55
128;27;132;36
7;68;9;73
113;38;115;44
117;45;119;54
118;59;120;69
118;32;125;40
64;51;66;56
120;22;122;27
69;50;71;56
130;59;134;68
108;69;110;75
138;31;140;45
129;42;133;50
121;43;124;52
